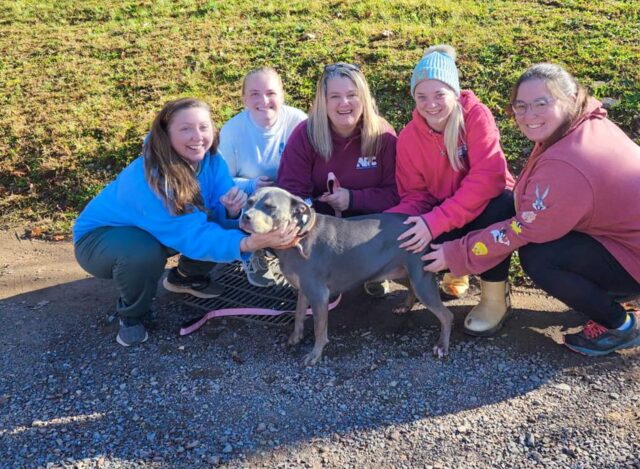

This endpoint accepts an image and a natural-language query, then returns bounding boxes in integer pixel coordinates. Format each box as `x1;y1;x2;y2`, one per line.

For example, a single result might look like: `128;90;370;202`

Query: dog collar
277;207;317;254
297;207;317;238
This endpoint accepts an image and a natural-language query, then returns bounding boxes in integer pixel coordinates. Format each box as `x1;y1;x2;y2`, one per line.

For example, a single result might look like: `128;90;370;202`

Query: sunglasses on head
324;62;360;73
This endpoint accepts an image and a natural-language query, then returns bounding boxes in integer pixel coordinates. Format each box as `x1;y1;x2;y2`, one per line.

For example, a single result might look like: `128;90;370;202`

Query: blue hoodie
73;153;247;263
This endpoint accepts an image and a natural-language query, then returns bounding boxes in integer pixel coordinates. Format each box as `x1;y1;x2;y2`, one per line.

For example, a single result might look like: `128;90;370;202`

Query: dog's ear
291;197;312;228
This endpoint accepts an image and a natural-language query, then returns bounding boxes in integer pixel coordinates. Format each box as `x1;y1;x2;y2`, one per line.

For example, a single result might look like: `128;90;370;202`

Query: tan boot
440;273;470;298
463;280;511;336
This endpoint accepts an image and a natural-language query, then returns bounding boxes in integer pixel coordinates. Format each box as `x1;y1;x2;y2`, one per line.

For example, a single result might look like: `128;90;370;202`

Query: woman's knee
121;241;167;272
489;190;516;220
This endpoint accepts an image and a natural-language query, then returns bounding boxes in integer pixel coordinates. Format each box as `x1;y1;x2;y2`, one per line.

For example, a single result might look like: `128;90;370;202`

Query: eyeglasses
511;97;556;116
324;62;360;73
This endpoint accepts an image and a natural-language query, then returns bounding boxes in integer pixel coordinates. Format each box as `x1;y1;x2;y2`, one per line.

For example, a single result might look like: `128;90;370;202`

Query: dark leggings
434;190;516;282
519;232;640;329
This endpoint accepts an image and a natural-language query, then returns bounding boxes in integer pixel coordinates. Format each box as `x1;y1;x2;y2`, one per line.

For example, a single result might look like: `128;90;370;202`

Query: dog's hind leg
393;278;417;315
288;292;308;347
410;270;453;358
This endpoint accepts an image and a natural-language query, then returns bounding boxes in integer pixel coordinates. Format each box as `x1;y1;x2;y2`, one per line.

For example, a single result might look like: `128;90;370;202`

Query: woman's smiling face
325;76;363;138
168;107;213;165
514;79;571;144
413;79;457;132
243;71;284;129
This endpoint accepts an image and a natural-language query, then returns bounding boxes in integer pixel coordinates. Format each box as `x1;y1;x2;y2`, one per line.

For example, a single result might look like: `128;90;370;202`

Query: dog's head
240;187;313;234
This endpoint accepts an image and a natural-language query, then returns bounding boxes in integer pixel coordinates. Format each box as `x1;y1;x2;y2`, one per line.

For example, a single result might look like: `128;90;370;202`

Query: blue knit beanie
410;46;460;96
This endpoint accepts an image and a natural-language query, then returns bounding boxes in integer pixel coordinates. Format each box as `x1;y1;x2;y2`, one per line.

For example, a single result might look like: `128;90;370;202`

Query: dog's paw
302;349;323;366
432;343;449;358
288;330;303;346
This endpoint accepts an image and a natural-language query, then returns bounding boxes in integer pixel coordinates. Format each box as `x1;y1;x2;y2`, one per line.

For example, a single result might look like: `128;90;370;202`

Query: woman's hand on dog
254;176;274;190
220;186;248;219
241;223;300;252
422;243;448;272
398;216;432;253
317;187;350;212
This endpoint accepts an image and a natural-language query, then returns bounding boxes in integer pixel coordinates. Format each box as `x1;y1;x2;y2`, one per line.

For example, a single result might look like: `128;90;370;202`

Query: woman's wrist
240;236;254;253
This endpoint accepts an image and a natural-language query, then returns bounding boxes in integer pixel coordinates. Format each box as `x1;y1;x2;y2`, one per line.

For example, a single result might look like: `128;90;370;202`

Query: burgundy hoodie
444;98;640;283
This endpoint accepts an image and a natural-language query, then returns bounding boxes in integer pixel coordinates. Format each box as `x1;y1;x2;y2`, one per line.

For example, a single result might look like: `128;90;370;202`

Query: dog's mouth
239;217;258;234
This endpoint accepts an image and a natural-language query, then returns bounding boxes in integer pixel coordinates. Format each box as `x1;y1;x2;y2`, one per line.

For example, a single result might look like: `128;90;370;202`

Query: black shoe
162;267;225;299
116;318;149;347
564;311;640;356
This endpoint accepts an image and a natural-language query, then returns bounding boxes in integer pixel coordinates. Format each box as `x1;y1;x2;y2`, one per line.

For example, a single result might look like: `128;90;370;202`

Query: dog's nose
242;212;251;221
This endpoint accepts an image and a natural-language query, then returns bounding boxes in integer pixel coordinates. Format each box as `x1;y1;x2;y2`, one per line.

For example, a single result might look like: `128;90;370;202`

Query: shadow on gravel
0;276;637;467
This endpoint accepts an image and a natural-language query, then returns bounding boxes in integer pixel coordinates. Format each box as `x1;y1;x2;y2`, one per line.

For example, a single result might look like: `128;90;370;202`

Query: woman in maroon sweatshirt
424;63;640;356
277;63;398;217
277;62;399;296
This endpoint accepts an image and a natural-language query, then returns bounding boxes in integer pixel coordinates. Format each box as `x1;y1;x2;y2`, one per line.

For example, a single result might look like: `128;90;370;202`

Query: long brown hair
143;98;220;215
508;63;588;155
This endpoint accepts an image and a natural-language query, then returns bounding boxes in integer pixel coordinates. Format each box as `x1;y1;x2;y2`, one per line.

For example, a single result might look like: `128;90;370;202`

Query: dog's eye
263;203;275;211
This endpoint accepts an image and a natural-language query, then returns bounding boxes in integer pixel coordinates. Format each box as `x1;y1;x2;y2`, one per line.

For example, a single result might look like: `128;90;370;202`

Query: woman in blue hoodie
73;98;298;347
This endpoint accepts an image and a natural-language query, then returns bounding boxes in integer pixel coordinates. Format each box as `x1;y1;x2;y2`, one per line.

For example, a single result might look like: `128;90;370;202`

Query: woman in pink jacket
424;63;640;356
388;45;515;336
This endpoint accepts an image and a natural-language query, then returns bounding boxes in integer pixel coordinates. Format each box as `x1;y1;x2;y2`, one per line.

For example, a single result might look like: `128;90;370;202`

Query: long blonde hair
307;63;386;160
508;63;588;154
418;45;466;172
143;98;219;215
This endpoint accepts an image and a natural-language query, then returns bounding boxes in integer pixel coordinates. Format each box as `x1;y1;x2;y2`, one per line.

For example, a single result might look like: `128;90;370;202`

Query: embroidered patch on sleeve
471;242;488;256
533;185;549;211
510;220;523;235
490;228;510;246
521;211;537;223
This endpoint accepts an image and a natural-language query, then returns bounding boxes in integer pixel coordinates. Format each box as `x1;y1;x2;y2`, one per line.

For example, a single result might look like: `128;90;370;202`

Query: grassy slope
0;0;638;236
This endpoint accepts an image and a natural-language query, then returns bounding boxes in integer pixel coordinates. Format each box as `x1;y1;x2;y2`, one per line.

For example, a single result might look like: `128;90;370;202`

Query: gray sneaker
116;318;149;347
242;250;281;288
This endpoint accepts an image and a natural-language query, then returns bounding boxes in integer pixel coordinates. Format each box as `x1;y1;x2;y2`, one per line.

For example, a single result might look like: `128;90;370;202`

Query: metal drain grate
181;261;298;327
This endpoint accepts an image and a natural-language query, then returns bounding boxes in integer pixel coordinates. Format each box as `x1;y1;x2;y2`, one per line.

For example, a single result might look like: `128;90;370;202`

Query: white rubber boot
463;280;511;336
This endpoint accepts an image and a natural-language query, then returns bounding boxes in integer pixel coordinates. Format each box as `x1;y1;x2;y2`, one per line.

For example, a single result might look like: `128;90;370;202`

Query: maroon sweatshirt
276;120;399;216
444;98;640;283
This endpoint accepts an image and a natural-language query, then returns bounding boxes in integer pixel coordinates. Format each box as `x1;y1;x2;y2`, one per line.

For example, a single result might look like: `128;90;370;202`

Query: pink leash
327;172;342;218
180;294;342;336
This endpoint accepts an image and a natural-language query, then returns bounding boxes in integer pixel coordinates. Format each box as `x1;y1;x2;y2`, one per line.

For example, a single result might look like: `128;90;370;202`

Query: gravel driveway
0;232;639;468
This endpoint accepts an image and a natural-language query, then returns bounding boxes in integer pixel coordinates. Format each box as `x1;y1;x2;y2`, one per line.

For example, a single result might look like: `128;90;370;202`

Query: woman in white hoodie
218;67;307;287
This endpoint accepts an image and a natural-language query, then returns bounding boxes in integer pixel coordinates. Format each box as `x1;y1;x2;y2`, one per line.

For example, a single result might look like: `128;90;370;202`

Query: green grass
1;0;639;238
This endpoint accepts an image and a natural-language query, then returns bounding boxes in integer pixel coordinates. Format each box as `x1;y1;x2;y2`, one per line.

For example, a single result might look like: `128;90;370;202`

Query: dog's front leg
302;300;329;366
288;291;308;346
429;304;454;358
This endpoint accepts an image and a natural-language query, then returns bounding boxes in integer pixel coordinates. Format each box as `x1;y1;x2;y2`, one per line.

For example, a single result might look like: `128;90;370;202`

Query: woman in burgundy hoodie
387;45;515;336
277;62;399;296
425;63;640;356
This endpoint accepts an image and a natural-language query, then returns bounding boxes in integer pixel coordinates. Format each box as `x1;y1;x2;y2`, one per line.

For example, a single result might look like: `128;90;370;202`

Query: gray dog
240;187;454;366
